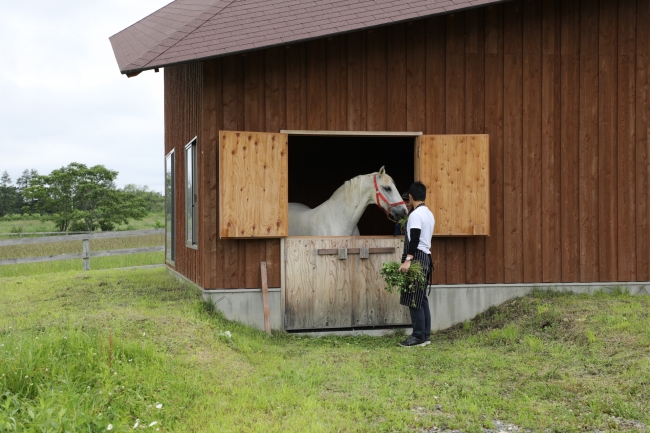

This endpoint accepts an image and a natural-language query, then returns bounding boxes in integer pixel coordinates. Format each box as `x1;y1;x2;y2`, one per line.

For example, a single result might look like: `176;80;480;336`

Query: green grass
0;219;55;235
0;213;164;237
112;213;165;232
1;270;649;432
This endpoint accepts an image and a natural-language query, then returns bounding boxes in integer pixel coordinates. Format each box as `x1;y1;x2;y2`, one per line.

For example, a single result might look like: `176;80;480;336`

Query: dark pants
409;291;431;341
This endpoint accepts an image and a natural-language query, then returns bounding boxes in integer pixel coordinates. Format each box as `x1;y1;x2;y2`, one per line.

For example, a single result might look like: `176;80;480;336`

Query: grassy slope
0;269;648;432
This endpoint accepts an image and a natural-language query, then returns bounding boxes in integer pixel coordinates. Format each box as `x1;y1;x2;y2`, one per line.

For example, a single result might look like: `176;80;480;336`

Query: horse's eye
383;186;392;192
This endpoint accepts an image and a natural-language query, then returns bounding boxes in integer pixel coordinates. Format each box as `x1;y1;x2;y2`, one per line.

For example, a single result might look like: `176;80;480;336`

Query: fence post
82;239;90;271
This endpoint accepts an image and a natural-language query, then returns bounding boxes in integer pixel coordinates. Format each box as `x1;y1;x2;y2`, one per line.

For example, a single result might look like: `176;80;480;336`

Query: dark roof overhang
109;0;511;77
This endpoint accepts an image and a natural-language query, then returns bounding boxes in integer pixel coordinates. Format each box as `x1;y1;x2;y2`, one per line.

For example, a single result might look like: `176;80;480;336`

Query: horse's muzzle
390;206;408;220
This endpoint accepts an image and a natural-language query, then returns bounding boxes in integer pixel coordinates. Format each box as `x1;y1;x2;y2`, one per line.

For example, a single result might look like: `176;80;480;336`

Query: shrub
68;220;88;232
98;220;115;232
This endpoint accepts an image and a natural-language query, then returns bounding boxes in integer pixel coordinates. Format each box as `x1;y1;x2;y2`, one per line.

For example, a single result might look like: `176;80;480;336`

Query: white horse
288;167;408;236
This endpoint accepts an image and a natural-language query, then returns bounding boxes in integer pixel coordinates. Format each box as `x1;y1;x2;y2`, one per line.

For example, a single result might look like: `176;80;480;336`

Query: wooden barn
110;0;650;332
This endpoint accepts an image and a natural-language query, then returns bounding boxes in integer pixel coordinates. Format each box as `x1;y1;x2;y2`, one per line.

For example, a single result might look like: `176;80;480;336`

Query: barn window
185;138;198;247
165;150;175;264
288;134;415;236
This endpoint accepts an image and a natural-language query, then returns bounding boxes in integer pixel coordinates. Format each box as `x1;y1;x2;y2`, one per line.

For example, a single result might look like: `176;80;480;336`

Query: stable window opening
288;135;416;236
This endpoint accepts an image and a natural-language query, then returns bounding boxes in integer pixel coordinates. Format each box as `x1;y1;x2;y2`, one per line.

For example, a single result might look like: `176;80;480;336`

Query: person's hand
399;260;411;273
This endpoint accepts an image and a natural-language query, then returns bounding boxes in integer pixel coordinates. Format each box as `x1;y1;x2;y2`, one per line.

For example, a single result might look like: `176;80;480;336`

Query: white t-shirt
406;205;435;254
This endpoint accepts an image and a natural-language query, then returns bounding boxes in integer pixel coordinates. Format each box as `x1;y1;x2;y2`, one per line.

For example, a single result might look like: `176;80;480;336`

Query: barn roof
110;0;507;76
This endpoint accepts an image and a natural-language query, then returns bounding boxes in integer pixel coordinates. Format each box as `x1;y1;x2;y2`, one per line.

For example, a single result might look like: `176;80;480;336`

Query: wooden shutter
416;135;490;236
219;131;288;238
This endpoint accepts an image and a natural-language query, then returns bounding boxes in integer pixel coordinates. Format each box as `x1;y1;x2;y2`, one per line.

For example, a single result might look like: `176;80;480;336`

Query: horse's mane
340;176;365;201
333;172;395;202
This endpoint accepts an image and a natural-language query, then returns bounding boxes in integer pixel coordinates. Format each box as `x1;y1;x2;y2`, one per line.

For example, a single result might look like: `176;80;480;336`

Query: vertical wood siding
166;0;649;288
164;63;202;285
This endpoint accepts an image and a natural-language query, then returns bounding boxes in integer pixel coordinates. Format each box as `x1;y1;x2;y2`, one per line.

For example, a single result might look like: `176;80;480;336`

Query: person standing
398;181;435;347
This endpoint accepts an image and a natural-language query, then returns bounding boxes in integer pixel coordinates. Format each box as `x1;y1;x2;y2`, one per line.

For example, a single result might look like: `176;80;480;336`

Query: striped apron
399;232;433;309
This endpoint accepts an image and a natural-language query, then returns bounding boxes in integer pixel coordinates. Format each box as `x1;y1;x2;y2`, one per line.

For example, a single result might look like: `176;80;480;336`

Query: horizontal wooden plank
88;246;165;258
317;247;396;255
0;229;164;247
0;246;164;266
0;231;92;236
0;252;83;266
115;264;166;271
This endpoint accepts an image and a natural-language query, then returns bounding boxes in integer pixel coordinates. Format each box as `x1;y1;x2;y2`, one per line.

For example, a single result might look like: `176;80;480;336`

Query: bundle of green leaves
379;260;426;294
397;215;409;232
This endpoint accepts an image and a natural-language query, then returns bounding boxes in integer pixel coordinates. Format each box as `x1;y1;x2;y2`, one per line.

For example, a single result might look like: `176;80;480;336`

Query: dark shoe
399;335;424;347
421;336;431;346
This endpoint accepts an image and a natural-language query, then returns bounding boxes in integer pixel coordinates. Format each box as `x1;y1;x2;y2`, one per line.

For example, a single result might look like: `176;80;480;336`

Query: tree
0;171;19;217
122;184;164;213
24;163;147;231
15;169;38;214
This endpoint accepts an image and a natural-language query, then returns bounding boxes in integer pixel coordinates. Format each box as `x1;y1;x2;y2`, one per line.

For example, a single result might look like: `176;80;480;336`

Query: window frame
165;149;176;265
185;137;198;248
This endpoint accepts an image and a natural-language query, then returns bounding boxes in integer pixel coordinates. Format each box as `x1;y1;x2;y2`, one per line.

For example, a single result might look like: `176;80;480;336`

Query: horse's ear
378;166;386;177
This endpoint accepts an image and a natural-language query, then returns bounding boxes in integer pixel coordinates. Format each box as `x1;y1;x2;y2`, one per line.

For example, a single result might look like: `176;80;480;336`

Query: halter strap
373;175;405;221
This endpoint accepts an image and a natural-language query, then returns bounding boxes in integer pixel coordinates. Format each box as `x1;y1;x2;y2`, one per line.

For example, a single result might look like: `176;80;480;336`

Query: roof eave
115;0;512;77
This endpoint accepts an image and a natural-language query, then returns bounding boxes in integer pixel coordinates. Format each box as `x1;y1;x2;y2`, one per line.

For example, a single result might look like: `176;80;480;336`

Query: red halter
373;175;405;222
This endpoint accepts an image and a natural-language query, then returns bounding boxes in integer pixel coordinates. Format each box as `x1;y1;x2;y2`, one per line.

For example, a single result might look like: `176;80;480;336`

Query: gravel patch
422;419;530;433
590;416;647;432
420;416;646;433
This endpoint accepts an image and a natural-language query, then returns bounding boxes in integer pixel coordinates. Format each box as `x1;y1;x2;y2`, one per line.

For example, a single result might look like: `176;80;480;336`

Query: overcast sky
0;0;172;192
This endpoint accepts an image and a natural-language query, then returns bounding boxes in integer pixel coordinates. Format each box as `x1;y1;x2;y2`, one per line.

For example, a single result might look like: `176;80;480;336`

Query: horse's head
373;166;408;221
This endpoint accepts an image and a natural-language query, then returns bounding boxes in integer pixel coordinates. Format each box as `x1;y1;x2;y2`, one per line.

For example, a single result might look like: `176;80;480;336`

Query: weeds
0;328;188;431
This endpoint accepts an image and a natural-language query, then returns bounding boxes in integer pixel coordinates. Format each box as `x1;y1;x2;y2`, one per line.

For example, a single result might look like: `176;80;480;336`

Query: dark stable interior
288;135;415;236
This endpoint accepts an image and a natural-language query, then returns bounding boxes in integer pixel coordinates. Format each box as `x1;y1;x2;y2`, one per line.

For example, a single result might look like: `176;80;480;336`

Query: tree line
0;163;164;231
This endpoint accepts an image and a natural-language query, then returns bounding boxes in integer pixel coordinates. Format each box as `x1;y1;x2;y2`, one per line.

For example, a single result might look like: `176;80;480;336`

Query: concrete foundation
169;266;649;334
205;282;650;334
429;282;649;332
202;288;283;330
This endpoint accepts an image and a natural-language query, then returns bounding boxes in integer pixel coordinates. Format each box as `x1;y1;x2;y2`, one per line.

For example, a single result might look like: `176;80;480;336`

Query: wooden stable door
219;131;288;238
416;135;490;236
284;237;410;330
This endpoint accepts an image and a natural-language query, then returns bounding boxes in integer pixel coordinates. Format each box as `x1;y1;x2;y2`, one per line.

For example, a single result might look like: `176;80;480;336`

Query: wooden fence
0;231;93;237
0;229;164;270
